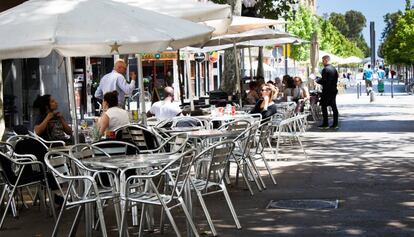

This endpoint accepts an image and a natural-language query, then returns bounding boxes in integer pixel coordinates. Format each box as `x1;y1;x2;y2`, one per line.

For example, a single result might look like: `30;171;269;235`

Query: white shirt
105;107;130;131
149;100;182;121
94;70;135;106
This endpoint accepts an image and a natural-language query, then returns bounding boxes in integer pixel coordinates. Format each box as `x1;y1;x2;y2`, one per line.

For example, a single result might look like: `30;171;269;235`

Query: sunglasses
261;88;270;91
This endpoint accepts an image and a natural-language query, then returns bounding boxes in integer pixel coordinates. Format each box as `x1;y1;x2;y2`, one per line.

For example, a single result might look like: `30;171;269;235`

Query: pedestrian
316;55;339;129
94;59;136;107
363;64;374;95
377;66;386;95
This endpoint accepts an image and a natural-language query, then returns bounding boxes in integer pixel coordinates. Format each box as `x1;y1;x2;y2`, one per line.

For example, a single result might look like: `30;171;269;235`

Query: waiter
316;55;339;130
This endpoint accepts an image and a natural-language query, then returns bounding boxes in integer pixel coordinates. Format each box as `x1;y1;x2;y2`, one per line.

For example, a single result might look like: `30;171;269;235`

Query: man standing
363;64;374;95
147;87;182;121
317;55;339;129
95;59;136;107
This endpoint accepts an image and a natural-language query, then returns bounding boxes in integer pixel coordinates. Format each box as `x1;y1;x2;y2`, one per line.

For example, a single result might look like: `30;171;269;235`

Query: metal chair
0;142;56;230
119;149;199;237
70;143;111;160
139;133;190;155
114;124;163;151
252;120;277;185
92;140;140;157
45;151;120;237
189;140;241;236
230;123;263;195
272;116;308;160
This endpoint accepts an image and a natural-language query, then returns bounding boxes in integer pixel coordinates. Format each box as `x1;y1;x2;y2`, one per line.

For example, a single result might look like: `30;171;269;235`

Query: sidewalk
2;88;414;237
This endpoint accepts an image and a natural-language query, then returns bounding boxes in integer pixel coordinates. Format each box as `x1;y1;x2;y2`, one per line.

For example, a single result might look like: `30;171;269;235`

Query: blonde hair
262;83;278;100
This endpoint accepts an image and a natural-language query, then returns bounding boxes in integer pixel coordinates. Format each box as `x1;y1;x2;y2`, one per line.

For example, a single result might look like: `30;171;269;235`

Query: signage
141;52;177;61
209;51;219;63
194;53;206;63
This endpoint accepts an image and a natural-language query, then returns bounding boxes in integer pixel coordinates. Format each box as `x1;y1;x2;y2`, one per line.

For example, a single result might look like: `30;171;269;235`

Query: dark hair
103;91;119;108
379;66;383;69
368;64;371;68
286;76;295;89
33;94;51;116
249;81;257;90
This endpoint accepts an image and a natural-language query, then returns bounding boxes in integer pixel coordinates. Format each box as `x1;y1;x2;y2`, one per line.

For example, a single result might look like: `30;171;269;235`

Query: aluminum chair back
69;144;110;159
114;124;162;150
196;140;235;192
218;119;251;132
167;149;197;198
92;140;139;157
8;135;49;163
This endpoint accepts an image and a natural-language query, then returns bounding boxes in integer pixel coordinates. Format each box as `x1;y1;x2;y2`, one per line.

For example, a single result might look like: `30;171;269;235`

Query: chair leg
220;184;241;229
69;205;83;237
244;158;263;192
297;136;308;160
119;199;129;237
178;197;200;237
261;154;277;185
0;184;17;229
95;198;108;237
138;204;146;237
52;192;71;237
159;206;165;234
195;190;217;236
233;157;254;195
162;205;182;237
248;157;266;190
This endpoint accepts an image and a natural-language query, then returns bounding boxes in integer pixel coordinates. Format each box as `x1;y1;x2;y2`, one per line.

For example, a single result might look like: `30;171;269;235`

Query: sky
317;0;407;57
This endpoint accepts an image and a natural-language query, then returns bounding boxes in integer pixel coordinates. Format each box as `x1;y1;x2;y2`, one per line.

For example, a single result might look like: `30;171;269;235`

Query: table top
159;126;202;134
185;129;240;139
81;153;180;170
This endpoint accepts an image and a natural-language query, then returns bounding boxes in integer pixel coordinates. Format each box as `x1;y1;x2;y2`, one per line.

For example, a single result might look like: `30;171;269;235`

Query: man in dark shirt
316;55;339;129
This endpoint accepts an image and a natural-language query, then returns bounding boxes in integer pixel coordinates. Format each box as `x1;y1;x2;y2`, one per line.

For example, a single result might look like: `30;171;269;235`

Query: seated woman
283;75;295;102
34;95;73;144
250;83;279;121
246;81;260;104
98;91;130;137
292;76;310;112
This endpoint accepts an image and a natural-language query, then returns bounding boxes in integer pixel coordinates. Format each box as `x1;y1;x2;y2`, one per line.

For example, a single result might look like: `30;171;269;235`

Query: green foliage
329;13;349;37
382;11;403;39
382;9;414;64
318;18;364;58
287;5;317;61
288;6;364;61
406;0;412;11
211;0;298;20
344;10;367;39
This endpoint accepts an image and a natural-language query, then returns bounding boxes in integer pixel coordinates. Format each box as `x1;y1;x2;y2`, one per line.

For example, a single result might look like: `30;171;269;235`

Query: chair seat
67;191;119;206
123;192;172;205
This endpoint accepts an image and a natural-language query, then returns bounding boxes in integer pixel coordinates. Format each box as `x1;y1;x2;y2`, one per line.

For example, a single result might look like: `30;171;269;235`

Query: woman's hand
45;112;55;121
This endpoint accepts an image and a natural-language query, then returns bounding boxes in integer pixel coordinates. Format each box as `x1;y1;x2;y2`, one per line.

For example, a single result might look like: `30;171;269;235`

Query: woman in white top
98;91;130;136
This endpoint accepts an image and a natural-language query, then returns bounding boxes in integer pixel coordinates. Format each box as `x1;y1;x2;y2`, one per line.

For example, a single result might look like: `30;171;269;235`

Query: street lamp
284;0;299;75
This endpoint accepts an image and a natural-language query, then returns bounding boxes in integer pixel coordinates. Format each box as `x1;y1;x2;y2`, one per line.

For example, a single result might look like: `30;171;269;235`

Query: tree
344;10;366;39
406;0;412;10
382;9;414;65
378;11;402;59
329;13;349;37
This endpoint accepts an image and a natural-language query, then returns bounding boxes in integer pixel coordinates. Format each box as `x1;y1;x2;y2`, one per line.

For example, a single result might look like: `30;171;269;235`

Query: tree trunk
256;46;264;79
222;0;242;95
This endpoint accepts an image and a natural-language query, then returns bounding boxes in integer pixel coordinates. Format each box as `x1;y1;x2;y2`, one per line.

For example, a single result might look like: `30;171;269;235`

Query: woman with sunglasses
250;83;279;120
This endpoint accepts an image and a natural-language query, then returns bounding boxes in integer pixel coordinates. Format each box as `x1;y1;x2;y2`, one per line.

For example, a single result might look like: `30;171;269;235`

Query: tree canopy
382;9;414;64
328;10;369;57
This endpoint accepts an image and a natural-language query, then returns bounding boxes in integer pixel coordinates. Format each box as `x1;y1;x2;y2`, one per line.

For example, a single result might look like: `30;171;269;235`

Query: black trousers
321;95;338;126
